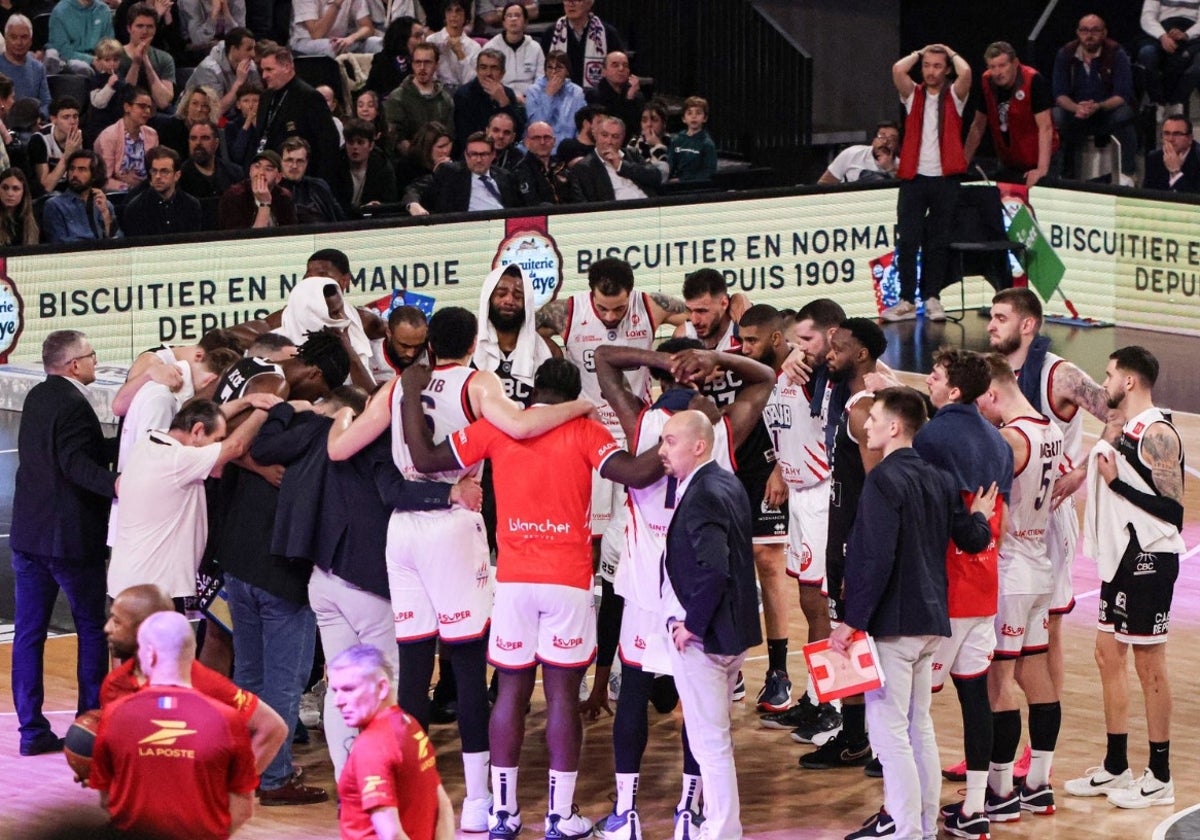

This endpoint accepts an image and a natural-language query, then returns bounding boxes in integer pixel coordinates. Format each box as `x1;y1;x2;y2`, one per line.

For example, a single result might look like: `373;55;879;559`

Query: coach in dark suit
569;114;662;203
404;132;523;215
10;330;117;755
1144;115;1200;192
661;409;760;840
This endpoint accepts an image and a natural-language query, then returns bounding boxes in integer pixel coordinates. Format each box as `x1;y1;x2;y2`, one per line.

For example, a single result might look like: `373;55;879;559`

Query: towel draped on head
274;275;374;384
472;264;552;385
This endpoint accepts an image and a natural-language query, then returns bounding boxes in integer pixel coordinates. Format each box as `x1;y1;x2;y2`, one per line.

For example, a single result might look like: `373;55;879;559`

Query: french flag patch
157;696;177;710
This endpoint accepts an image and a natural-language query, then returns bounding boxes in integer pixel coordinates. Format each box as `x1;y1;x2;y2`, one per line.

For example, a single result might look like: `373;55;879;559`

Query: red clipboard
802;631;884;703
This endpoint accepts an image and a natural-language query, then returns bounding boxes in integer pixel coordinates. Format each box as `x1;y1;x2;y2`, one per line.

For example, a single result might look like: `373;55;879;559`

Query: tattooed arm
1049;360;1121;505
1099;422;1184;529
536;299;570;336
647;291;688;327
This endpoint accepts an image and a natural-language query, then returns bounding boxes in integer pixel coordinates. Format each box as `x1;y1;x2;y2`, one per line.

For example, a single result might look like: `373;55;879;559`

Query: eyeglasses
466;150;494;157
71;350;97;363
1163;130;1190;136
1077;26;1104;34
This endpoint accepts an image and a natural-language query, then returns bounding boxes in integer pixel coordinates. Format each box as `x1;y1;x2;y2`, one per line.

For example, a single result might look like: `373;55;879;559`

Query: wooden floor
3;404;1199;840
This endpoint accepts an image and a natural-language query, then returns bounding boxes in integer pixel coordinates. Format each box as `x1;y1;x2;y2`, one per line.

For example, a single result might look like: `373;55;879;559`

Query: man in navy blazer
11;330;118;755
406;132;524;215
661;409;761;840
1144;115;1200;192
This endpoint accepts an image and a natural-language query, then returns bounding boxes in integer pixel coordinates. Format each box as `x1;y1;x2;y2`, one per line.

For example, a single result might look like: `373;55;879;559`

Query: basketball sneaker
488;808;522;840
942;758;967;782
1063;765;1134;797
673;806;704;840
941;803;989;840
760;693;816;730
755;669;792;713
1019;782;1055;815
462;796;492;832
863;755;883;778
984;788;1020;823
844;808;894;838
731;671;746;702
595;807;641;840
545;806;593;840
798;730;871;769
789;702;842;744
1106;769;1175;809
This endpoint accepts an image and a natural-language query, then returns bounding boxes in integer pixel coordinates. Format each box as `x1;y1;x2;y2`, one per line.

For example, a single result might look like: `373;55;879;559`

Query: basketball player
592;339;775;840
941;354;1064;837
1068;346;1184;809
399;357;665;840
327;307;592;832
475;264;562;407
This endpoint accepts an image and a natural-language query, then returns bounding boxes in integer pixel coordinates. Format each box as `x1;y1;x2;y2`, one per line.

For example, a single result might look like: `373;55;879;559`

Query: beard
489;304;524;332
826;362;850;382
749;346;777;369
191;148;213;167
1106;389;1124;410
989;331;1021;356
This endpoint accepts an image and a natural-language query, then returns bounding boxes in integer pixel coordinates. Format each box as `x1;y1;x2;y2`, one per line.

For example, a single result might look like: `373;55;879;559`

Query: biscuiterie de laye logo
0;258;25;364
493;217;564;310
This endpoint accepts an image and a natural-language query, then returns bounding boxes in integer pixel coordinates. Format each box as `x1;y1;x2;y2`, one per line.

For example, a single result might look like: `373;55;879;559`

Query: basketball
64;709;102;783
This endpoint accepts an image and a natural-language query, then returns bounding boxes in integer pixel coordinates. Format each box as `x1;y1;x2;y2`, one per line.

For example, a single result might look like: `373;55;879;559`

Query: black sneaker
863;755;883;778
731;671;746;702
844;808;894;839
760;701;817;731
755;668;792;713
789;702;842;744
799;730;872;769
984;787;1020;823
1018;782;1055;815
942;803;990;839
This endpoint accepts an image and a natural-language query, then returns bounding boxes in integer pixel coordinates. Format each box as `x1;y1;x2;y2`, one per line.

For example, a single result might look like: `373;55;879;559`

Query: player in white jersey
592;339;775;840
327;307;593;832
947;354;1065;835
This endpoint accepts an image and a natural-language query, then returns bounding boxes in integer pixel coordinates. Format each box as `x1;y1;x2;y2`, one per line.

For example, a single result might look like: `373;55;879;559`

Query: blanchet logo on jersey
439;610;472;625
0;259;24;363
552;634;584;650
137;720;197;758
508;517;572;535
493;221;564;310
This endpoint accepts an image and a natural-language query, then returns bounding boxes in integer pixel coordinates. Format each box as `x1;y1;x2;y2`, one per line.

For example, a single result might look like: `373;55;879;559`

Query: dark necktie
479;174;502;202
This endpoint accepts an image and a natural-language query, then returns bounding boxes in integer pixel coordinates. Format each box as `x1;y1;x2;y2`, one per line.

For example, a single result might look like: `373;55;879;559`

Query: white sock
548;769;578;817
463;750;490;802
964;769;987;816
1026;749;1054;789
492;765;519;813
615;772;638;813
677;773;702;813
804;674;819;705
989;762;1014;798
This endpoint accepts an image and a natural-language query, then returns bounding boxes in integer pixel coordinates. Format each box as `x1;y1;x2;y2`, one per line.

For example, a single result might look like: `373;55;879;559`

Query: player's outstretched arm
473;369;592;438
328;383;392;461
600;446;665;490
595;345;661;441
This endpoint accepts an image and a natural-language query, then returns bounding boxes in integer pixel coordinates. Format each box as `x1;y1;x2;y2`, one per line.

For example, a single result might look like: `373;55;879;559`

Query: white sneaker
544;807;593;839
673;807;704;840
923;297;946;321
1107;769;1175;809
596;807;641;840
1064;765;1134;797
1118;173;1136;188
879;300;916;322
461;795;492;832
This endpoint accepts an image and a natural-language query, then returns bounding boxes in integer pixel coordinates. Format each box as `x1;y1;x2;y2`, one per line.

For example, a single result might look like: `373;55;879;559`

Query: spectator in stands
393;118;452;193
627;98;669;179
353;88;386;140
487;110;521;169
0;75;13;172
82;39;125;147
483;3;544;101
316;83;347;144
279;135;345;222
542;0;623;90
218;147;298;228
94;85;158;191
428;0;479;92
1136;0;1200;122
476;0;537;31
514;119;566;203
524;49;585;154
1145;114;1200;191
182;118;243;197
568;112;659;202
122;145;204;236
291;0;382;58
119;4;177;112
1052;14;1138;185
29;96;84;195
555;101;604;164
817;121;900;184
336;117;398;210
255;45;344;195
183;27;260;119
43;149;119;241
366;0;421;37
0;166;39;245
453;48;523;152
364;15;427;99
404;129;521;213
963;41;1057;187
115;0;187;60
223;82;260;168
383;41;453;157
157;85;218;158
668;95;717;183
0;16;50;118
585;50;642;141
177;0;245;58
44;0;117;76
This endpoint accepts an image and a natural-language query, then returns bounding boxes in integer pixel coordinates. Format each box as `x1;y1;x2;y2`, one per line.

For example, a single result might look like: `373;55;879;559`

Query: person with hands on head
830;387;997;840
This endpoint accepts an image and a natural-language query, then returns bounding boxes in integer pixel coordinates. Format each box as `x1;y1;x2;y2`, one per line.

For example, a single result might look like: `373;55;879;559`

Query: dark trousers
1136;18;1200;107
896;175;960;302
10;550;108;743
1053;105;1139;176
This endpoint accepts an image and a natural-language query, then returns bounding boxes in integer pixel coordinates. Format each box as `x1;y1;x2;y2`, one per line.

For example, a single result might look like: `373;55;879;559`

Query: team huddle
9;250;1186;840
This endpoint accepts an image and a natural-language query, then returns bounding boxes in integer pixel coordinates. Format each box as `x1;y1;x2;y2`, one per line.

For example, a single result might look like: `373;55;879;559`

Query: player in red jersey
401;358;663;840
331;644;455;840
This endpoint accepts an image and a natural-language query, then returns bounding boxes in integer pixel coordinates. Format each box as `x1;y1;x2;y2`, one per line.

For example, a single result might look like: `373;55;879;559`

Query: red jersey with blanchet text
449;413;621;590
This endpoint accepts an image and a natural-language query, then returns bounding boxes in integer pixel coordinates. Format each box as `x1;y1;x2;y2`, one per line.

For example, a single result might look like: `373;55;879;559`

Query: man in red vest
964;41;1059;187
887;43;972;324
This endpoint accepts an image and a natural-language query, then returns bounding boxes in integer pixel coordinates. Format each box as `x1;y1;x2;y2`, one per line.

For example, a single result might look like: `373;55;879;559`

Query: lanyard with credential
257;89;289;153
